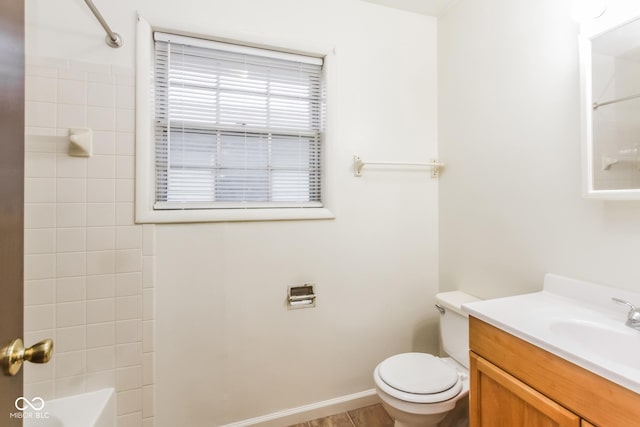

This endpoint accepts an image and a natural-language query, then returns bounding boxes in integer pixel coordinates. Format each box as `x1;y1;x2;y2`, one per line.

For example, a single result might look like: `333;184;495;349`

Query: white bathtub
23;388;115;427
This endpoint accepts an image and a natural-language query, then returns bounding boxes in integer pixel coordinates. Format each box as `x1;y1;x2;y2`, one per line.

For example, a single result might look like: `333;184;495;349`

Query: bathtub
23;388;115;427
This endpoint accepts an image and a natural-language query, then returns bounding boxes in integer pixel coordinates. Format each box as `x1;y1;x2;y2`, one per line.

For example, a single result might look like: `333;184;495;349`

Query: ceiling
592;16;640;61
361;0;458;17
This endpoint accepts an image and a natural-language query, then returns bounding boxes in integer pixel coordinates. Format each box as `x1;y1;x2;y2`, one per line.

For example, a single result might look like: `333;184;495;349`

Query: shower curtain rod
84;0;123;48
593;92;640;110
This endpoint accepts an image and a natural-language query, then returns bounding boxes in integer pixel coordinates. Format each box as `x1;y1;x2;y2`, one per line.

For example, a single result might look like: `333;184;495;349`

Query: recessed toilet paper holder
287;284;316;309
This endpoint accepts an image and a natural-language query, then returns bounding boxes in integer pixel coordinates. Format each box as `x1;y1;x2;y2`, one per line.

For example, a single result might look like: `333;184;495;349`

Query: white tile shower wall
23;56;155;427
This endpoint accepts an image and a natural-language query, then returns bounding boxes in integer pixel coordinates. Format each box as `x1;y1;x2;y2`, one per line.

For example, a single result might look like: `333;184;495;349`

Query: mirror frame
579;11;640;199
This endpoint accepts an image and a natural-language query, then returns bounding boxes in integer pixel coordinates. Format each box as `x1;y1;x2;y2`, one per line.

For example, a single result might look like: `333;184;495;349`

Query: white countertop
462;274;640;394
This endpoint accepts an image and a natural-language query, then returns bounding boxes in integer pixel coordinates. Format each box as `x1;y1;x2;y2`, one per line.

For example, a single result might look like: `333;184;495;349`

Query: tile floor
287;404;393;427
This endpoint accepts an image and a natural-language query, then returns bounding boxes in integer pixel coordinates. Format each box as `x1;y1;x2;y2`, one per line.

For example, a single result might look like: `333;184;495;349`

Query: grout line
345;411;357;427
52;122;59;398
83;93;89;396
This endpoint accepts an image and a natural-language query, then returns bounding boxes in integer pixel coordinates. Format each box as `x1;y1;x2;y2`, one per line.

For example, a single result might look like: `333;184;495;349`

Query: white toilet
373;291;479;427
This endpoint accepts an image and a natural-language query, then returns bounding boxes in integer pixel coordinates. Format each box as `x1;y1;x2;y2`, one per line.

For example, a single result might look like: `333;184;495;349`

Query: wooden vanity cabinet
470;352;579;426
469;317;640;427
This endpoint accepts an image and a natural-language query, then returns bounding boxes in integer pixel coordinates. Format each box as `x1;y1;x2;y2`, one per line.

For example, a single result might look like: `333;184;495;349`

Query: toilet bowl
373;291;478;427
374;354;468;427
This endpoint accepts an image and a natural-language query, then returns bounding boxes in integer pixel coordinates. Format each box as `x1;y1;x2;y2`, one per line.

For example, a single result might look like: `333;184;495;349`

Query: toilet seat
374;353;462;404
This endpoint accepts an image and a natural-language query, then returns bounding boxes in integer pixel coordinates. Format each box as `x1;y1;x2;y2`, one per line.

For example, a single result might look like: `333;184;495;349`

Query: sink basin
549;318;640;371
463;274;640;394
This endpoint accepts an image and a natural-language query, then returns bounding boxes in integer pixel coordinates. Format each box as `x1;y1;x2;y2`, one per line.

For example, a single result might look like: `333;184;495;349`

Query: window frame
135;16;335;223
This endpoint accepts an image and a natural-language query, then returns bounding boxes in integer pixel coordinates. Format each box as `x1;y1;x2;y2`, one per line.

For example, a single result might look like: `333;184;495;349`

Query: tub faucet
612;298;640;331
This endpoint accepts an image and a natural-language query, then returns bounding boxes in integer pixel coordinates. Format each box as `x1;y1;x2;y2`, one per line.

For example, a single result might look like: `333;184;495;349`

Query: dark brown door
0;0;25;425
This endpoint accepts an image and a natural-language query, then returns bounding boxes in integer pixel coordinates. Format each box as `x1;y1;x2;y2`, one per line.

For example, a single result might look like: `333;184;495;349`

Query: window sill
135;207;335;224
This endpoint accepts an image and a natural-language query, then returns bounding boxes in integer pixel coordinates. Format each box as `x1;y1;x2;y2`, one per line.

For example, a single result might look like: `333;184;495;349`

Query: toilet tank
435;291;480;369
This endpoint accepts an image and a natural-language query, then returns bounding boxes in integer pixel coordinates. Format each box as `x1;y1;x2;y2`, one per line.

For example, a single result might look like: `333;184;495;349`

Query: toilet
373;291;480;427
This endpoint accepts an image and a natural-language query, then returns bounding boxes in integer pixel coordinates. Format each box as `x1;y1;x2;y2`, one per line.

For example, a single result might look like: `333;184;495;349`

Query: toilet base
380;402;447;427
393;419;443;427
437;397;469;427
394;422;440;427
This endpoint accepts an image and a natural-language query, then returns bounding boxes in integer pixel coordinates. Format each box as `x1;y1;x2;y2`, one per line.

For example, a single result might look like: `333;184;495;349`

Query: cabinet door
470;352;580;427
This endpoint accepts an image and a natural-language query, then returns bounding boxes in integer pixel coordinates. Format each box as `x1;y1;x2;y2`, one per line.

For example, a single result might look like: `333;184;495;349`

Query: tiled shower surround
591;53;640;190
23;57;155;427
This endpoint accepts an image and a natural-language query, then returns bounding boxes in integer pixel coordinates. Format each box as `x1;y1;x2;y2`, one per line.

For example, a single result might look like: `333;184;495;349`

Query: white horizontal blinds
153;33;324;209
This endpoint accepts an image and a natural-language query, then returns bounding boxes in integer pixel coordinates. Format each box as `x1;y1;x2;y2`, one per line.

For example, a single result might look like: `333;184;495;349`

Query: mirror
580;15;640;199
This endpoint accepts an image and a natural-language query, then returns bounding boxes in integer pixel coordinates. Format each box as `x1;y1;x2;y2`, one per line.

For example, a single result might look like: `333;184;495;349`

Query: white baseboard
220;389;380;427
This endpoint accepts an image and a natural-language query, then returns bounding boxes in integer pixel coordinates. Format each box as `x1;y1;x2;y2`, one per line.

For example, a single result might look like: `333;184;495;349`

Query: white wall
439;0;640;299
152;3;438;426
27;1;439;426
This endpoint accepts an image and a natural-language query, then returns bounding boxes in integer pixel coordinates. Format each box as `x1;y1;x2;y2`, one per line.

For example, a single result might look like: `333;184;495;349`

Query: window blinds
153;32;324;209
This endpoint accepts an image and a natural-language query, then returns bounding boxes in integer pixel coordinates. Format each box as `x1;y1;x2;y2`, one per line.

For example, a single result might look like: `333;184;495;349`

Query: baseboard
220;389;380;427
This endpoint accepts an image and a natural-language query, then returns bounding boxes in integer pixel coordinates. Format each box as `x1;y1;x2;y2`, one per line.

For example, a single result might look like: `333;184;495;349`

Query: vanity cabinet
470;353;579;426
469;317;640;427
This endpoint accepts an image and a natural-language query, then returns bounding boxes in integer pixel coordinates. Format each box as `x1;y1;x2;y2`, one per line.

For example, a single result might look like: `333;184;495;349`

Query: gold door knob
0;338;54;376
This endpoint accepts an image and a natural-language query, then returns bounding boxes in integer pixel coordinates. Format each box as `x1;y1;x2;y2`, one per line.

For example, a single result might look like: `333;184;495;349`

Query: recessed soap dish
68;128;92;157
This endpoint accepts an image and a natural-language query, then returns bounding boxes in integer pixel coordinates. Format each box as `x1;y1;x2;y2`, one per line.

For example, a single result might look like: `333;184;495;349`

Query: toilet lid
378;353;458;395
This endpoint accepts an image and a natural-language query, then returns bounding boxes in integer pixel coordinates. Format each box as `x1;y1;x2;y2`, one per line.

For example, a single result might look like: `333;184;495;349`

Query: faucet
612;298;640;331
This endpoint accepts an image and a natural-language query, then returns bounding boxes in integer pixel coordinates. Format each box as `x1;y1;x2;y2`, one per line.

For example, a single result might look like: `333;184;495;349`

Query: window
152;32;325;212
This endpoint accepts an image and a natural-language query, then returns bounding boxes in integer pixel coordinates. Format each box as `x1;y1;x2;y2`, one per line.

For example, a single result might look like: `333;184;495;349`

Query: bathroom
2;0;640;426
